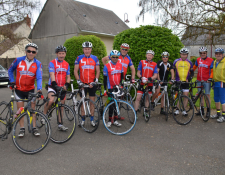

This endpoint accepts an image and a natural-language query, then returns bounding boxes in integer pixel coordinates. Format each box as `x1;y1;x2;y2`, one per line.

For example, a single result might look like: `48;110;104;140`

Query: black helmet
55;45;67;53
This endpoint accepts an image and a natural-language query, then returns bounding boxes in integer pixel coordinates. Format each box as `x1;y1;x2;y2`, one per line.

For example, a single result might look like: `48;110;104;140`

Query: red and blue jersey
8;56;42;91
48;58;70;87
109;53;133;77
137;60;158;86
103;61;124;89
75;54;99;84
194;57;214;81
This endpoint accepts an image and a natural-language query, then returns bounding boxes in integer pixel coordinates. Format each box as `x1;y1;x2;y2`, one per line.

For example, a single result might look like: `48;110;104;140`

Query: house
181;26;225;59
0;15;32;59
29;0;129;77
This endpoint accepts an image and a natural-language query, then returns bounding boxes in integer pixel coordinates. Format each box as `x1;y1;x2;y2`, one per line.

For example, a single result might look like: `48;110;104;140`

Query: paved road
0;86;224;175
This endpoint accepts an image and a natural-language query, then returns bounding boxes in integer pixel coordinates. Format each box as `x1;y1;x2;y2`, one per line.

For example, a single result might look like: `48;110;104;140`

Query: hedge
64;35;107;89
113;25;184;78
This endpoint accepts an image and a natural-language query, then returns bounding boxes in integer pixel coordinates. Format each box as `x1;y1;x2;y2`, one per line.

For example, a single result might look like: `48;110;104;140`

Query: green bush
64;35;107;89
190;56;198;65
113;25;183;77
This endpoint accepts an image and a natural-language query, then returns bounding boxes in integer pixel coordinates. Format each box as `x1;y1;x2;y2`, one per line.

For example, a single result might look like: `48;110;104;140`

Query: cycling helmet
110;50;120;57
120;43;130;49
161;51;170;56
199;46;207;52
215;47;224;53
180;48;189;54
55;45;67;53
146;50;155;55
82;41;92;48
25;43;38;50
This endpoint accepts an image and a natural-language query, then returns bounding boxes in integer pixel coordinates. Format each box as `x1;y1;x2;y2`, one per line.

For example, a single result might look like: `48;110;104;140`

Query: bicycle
36;86;76;143
169;81;194;125
188;80;211;122
0;89;51;154
152;82;171;121
67;81;100;133
102;85;137;135
125;75;139;101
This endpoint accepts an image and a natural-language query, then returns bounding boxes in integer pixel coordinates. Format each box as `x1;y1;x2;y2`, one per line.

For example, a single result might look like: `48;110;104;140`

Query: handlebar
112;85;124;97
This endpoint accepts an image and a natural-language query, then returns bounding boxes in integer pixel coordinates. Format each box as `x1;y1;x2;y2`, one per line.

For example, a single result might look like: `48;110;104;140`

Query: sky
32;0;155;29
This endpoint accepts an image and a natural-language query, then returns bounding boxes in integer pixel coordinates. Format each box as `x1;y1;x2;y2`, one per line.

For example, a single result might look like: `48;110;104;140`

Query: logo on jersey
19;71;35;77
143;67;153;71
75;60;78;64
198;64;208;68
111;70;122;75
81;65;94;70
32;66;35;68
56;68;67;72
122;63;128;68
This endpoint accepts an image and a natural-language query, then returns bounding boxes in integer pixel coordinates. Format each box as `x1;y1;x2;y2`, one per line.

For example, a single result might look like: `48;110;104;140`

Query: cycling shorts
48;87;66;101
15;89;36;102
137;85;153;95
196;81;211;95
175;82;189;92
79;86;97;97
214;87;225;104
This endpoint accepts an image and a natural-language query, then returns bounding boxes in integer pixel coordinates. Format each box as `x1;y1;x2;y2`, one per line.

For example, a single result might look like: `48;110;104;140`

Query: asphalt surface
0;86;224;175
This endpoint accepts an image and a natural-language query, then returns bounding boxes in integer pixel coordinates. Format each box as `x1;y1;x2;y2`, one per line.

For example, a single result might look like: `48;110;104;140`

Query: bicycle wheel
124;93;133;107
77;98;100;133
103;100;136;135
173;95;194;125
128;84;137;101
144;93;151;122
0;101;10;138
47;104;76;143
12;110;51;154
164;93;169;121
199;94;210;122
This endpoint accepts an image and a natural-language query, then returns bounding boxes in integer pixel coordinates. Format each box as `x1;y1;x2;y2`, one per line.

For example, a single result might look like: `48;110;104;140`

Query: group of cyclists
7;41;225;137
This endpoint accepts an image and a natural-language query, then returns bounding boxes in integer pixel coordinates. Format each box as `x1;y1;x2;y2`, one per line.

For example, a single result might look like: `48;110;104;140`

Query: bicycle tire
199;94;210;122
103;100;137;135
0;101;10;138
128;84;137;101
144;92;151;122
173;95;194;125
164;93;169;121
125;93;133;107
77;98;100;133
47;104;76;143
12;110;51;154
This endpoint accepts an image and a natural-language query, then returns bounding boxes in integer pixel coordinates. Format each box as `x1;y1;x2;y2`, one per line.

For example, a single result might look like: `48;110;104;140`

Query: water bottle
173;93;178;100
13;107;24;118
104;97;111;106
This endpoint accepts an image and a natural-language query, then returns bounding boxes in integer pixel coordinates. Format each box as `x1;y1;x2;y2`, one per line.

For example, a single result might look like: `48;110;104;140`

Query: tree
138;0;225;44
113;25;183;77
64;35;107;89
0;0;40;45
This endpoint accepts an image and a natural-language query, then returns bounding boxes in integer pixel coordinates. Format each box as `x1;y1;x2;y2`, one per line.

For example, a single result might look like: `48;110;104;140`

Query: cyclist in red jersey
193;47;213;117
134;50;158;117
43;45;71;131
8;43;42;137
102;43;136;83
74;41;100;126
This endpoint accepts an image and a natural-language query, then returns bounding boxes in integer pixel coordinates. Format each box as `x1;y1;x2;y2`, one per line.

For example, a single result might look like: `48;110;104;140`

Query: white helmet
146;50;155;55
199;47;207;52
25;43;38;50
82;41;93;48
161;51;170;56
180;48;189;54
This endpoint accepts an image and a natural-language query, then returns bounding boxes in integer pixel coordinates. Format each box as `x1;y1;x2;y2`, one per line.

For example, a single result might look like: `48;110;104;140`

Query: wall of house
14;22;31;38
0;39;30;59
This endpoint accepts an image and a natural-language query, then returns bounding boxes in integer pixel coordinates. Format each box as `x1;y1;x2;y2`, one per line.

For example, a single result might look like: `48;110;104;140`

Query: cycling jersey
137;60;158;86
193;57;214;81
75;54;99;84
157;61;174;82
213;58;225;87
48;58;70;87
103;61;124;89
8;56;42;91
109;53;133;77
173;58;193;81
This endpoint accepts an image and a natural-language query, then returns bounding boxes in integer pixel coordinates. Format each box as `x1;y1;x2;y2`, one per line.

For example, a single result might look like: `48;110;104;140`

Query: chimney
25;14;31;28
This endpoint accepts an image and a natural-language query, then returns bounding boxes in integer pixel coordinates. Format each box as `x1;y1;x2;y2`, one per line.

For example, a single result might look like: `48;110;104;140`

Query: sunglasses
200;52;206;55
163;56;168;58
111;56;119;58
27;50;37;54
121;48;128;51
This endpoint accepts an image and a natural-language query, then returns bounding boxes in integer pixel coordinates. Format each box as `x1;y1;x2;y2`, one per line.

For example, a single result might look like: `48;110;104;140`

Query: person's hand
9;82;16;90
77;79;83;86
142;77;148;84
148;77;153;83
130;79;135;84
207;78;212;83
169;79;175;85
37;90;43;100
